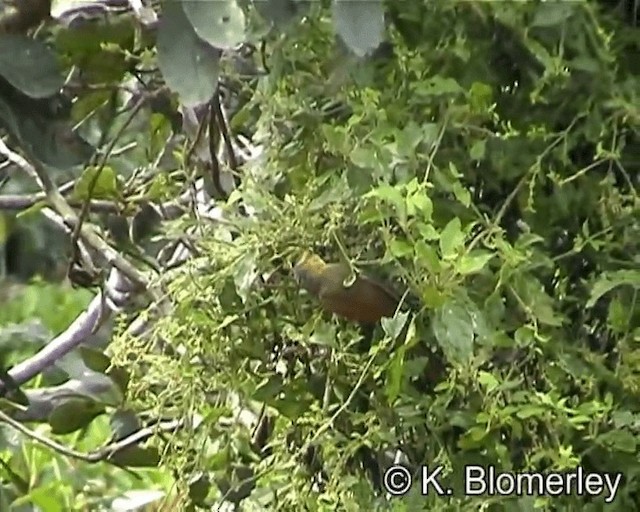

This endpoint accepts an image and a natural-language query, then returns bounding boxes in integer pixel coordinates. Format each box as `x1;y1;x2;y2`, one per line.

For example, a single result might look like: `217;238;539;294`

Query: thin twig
0;410;183;463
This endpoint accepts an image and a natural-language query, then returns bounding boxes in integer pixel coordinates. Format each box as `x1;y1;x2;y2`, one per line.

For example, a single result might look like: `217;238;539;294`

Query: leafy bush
111;1;640;510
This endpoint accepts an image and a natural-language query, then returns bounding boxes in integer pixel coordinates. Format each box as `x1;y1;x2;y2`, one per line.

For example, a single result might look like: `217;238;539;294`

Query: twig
0;410;183;463
0;193;123;213
70;94;148;254
211;90;238;171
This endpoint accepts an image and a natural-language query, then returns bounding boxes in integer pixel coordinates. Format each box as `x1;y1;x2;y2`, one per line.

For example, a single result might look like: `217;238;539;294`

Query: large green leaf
0;35;63;98
157;1;221;106
182;0;246;50
432;295;479;364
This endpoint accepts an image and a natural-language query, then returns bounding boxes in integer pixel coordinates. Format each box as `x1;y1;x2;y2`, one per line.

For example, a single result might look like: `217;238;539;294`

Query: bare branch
0;193;123;213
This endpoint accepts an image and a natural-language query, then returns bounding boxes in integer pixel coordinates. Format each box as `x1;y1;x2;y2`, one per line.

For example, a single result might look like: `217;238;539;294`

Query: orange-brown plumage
293;251;399;324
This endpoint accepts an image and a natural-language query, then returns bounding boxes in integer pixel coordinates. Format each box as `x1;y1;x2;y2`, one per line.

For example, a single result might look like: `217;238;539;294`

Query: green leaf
182;0;246;50
417;223;439;241
477;371;499;392
439;217;464;260
0;35;63;98
512;275;563;327
385;346;405;404
388;238;413;258
515;405;546;419
15;200;47;220
79;346;111;373
233;251;258;302
332;0;385;57
531;3;575;28
157;1;220;106
381;310;409;340
422;76;463;97
0;458;29;494
432;297;475;364
273;395;312;419
253;376;284;402
48;398;104;434
457;251;493;275
598;430;637;453
415;240;441;274
73;166;120;200
110;409;142;440
349;146;378;169
110;446;161;468
469;140;486;161
407;191;433;220
452;182;471;207
189;474;211;506
587;270;640;308
366;183;407;225
107;365;130;396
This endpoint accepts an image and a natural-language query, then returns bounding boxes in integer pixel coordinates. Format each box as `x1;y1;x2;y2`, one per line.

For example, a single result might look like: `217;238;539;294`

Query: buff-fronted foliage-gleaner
293;251;400;324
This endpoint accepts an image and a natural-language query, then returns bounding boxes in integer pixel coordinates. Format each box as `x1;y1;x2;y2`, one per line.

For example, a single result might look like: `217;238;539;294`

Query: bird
293;251;400;324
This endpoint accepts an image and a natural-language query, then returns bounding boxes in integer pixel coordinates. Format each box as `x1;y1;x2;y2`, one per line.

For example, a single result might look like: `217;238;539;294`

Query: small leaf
388;238;413;258
79;346;111;373
423;76;463;97
233;252;258;302
110;409;142;440
107;365;130;396
415;240;441;274
48;398;104;434
457;251;493;275
253;376;283;402
477;371;499;392
407;192;433;220
349;146;378;169
439;217;465;260
513;275;563;327
273;395;312;419
587;270;640;308
385;346;405;404
432;297;475;364
189;473;211;506
469;140;486;160
16;200;47;220
452;182;471;207
0;458;29;494
381;310;409;340
73;166;119;200
515;405;546;419
531;3;575;27
110;446;161;468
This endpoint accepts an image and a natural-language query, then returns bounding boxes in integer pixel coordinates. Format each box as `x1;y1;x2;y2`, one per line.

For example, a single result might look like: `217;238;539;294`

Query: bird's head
293;250;326;295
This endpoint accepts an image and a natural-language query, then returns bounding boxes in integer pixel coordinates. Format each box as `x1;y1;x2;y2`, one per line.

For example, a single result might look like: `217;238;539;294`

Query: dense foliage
0;0;639;510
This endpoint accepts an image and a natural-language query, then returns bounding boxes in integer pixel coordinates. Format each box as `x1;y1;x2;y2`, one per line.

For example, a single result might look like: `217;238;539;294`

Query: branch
0;409;183;463
0;193;123;213
0;137;153;294
0;272;122;393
